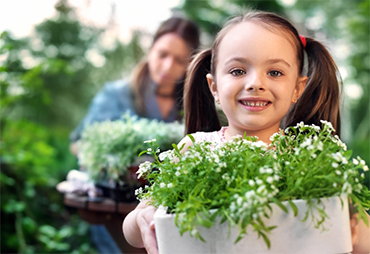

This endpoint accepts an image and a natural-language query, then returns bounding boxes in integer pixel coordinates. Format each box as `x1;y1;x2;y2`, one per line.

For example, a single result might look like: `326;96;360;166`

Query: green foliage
78;114;185;183
177;0;285;44
137;121;370;248
0;0;145;252
0;120;95;253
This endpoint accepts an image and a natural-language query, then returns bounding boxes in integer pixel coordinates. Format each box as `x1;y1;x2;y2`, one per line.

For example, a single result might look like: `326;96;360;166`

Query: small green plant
77;113;185;184
137;121;370;248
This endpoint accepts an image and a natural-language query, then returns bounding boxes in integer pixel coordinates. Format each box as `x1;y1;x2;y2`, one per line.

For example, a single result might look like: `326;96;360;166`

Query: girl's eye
268;70;283;77
230;69;246;76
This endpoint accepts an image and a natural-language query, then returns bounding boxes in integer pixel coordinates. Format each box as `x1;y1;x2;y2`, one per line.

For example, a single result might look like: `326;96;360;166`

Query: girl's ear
206;74;219;102
292;76;308;103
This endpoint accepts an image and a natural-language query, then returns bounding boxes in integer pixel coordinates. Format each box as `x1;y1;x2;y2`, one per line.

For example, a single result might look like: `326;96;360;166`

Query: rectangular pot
154;196;352;254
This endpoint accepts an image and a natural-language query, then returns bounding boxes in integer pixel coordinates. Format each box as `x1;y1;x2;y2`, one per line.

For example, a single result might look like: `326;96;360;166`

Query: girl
123;11;369;254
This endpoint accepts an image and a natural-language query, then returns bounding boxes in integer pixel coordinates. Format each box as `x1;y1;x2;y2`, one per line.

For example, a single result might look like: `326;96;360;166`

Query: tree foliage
0;0;144;252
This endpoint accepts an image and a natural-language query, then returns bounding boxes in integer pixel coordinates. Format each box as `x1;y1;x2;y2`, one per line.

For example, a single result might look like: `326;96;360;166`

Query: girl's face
207;21;307;140
148;33;191;88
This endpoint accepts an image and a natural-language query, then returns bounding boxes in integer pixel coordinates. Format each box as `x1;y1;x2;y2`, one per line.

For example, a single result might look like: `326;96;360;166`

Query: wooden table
64;193;146;253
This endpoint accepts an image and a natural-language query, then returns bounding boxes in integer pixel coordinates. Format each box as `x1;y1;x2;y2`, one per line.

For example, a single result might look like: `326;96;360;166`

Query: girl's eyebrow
224;57;291;68
224;57;248;65
265;59;291;68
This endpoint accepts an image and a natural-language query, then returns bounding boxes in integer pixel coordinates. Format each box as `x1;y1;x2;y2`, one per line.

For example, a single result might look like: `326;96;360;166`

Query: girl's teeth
241;101;267;107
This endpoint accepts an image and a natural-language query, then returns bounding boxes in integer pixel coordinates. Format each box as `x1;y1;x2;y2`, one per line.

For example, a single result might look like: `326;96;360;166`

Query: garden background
1;0;369;253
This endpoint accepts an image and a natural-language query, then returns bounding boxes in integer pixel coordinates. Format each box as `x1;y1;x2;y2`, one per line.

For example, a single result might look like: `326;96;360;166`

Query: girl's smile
207;21;307;142
238;97;271;111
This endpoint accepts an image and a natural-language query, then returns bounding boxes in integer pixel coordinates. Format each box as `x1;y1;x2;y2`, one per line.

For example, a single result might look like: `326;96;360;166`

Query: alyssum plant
77;113;184;184
136;121;370;247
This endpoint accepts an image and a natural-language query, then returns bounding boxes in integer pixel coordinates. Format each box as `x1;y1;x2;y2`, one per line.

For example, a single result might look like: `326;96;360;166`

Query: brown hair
130;16;200;119
184;11;342;136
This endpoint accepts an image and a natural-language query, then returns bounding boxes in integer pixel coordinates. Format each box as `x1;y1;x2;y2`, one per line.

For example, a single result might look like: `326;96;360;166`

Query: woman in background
69;16;200;154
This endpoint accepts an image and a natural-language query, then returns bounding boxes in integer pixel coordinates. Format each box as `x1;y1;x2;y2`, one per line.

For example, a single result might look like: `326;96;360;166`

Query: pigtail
283;37;342;136
184;49;221;134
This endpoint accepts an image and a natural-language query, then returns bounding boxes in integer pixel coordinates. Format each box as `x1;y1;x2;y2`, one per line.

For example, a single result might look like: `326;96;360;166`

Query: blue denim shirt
69;79;177;142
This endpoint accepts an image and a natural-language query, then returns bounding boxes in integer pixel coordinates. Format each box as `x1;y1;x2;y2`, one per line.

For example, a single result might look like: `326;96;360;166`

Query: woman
69;16;200;154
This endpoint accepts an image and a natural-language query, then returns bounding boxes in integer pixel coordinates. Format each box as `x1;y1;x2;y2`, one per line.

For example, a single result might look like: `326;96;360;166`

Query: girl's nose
245;72;265;92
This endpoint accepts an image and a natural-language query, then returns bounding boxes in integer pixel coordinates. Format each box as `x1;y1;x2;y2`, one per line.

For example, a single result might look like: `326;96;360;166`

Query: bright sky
0;0;182;41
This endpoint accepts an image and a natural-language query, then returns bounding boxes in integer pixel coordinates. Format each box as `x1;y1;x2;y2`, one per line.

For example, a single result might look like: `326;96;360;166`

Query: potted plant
77;114;185;202
136;121;370;253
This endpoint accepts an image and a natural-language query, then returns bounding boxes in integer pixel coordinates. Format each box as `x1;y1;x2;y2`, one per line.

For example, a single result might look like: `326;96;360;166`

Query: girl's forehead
216;21;297;65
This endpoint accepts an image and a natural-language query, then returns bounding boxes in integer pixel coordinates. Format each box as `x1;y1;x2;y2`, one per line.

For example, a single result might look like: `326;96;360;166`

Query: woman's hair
184;11;342;136
130;16;200;119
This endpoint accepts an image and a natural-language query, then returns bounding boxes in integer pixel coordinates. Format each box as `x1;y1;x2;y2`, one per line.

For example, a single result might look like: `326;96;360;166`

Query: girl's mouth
238;100;270;107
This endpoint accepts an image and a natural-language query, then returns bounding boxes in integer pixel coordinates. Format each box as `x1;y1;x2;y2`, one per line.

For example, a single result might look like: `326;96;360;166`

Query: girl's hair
184;11;342;136
130;16;200;120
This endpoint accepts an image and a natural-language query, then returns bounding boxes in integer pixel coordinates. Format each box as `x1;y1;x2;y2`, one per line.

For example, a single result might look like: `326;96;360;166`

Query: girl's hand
123;201;158;254
135;205;158;254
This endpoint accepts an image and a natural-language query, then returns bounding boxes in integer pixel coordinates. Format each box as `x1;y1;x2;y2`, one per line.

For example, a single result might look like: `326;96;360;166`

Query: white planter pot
154;196;352;254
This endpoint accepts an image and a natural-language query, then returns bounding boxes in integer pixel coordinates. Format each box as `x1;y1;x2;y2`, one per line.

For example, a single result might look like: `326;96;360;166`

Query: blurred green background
1;0;369;253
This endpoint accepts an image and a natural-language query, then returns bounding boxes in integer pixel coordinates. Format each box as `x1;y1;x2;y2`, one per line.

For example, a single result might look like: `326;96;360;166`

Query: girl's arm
352;212;370;253
177;134;195;152
122;200;159;254
122;135;195;254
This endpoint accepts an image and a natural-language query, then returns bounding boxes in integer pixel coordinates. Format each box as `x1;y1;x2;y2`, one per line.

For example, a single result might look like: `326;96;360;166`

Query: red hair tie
299;35;306;48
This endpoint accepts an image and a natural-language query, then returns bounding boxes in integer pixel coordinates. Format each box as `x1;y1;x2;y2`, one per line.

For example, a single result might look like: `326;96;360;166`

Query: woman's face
148;33;191;88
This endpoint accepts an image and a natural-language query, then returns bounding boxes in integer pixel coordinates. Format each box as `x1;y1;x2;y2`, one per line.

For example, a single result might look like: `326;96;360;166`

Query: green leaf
272;198;288;213
288;200;298;216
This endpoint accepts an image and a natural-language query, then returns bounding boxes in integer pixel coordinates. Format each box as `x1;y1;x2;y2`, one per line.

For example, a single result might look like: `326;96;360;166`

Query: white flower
144;138;156;143
364;165;369;172
294;148;300;155
237;197;243;206
248;179;255;186
269;132;279;141
159;150;174;161
331;152;347;164
300;138;312;148
317;141;323;151
353;158;359;165
266;176;274;184
175;171;181;176
320;120;334;132
135;187;143;196
190;229;198;236
265;168;273;174
160;182;166;188
342;181;352;194
252;141;268;148
137;161;152;179
167;183;173;188
297;121;304;128
332;162;339;168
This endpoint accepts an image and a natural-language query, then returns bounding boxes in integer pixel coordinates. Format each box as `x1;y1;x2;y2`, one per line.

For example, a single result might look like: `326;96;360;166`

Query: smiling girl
123;11;369;254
